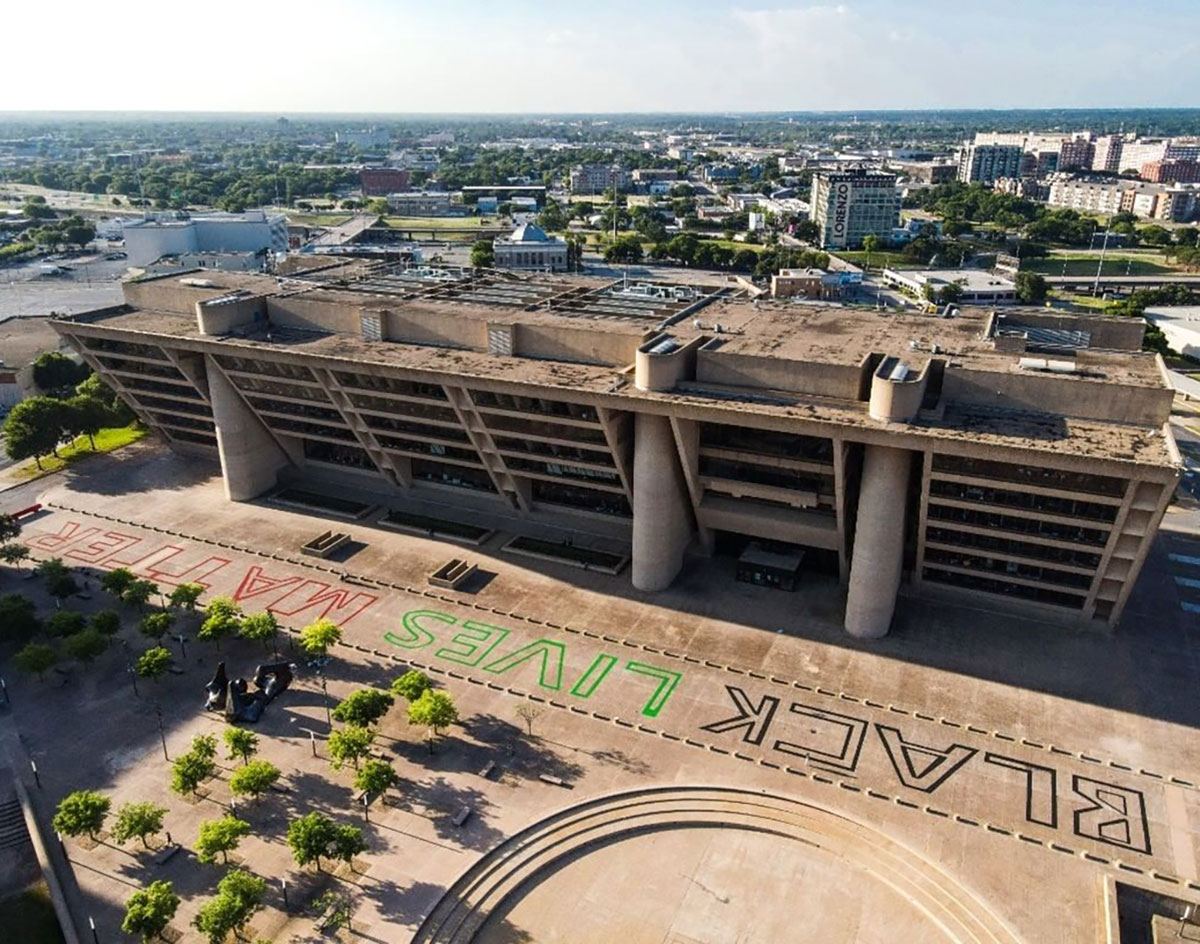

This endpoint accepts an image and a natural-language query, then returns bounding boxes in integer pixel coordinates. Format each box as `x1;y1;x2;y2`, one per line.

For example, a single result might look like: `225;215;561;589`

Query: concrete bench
478;760;496;780
153;843;182;867
451;807;472;827
538;774;567;787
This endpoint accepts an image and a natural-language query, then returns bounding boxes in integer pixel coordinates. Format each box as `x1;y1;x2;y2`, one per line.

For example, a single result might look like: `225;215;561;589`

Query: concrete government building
52;264;1180;637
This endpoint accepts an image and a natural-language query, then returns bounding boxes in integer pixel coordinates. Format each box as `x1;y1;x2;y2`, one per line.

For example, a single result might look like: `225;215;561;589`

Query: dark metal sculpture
203;660;294;723
204;662;229;711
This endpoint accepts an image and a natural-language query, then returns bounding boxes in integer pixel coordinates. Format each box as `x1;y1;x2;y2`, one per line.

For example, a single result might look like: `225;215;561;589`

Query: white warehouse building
120;211;289;267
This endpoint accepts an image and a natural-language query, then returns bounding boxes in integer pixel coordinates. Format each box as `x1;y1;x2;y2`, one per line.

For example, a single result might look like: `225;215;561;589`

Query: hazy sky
9;0;1200;113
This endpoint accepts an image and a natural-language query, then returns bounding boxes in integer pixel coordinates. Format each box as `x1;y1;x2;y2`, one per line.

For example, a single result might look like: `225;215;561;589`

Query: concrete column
207;356;289;501
631;413;693;591
844;445;912;639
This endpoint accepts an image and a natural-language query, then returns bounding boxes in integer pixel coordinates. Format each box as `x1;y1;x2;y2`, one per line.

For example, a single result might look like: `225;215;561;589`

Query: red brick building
360;168;410;197
1140;160;1200;184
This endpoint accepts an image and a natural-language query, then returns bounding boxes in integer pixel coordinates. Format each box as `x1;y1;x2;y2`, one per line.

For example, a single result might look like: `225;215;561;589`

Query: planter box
428;558;478;590
300;530;351;558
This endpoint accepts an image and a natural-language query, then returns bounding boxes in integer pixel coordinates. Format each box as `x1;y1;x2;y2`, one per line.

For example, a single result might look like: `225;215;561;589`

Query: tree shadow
386;776;506;852
356;877;444;928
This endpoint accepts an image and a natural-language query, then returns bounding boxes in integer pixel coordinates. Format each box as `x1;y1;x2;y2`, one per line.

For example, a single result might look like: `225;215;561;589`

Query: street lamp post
320;675;331;728
154;704;168;761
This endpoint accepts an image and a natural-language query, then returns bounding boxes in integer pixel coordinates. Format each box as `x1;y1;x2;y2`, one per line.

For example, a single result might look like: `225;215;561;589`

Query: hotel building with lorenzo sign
812;170;902;250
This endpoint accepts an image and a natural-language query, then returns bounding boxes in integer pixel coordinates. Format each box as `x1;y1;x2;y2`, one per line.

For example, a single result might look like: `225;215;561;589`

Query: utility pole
1092;227;1111;297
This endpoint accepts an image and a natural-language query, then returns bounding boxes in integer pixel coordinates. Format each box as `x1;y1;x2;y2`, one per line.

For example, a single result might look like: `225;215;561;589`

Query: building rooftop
52;269;1179;468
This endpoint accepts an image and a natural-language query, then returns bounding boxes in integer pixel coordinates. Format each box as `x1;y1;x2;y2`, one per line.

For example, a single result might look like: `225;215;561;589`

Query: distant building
811;170;900;250
492;222;568;272
570;164;631;194
956;143;1024;184
1047;176;1198;221
889;160;957;184
385;192;455;216
631;168;677;183
1091;135;1124;172
881;268;1017;306
361;168;410;197
336;128;389;149
667;146;694;161
476;196;499;214
771;267;827;299
1140;160;1200;184
701;163;743;183
1058;137;1095;170
121;210;288;267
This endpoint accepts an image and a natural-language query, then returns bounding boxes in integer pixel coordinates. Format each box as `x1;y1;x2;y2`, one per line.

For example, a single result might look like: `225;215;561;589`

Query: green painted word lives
385;609;681;718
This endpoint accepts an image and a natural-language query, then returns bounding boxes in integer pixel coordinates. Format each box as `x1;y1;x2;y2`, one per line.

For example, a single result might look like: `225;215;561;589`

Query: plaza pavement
2;441;1200;942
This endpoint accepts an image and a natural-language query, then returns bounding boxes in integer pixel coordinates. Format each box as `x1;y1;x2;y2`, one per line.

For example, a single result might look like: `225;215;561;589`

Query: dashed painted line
38;502;1200;795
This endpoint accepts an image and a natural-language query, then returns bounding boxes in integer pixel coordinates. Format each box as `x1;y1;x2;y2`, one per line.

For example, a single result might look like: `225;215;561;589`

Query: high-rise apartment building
52;268;1178;637
811;170;900;249
957;144;1025;184
569;164;632;194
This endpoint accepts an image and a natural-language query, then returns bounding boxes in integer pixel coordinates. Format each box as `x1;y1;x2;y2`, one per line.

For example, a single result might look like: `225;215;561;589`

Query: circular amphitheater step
413;785;1022;944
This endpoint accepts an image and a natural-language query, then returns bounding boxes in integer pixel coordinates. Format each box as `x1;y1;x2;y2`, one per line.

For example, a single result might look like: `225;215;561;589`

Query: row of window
923;567;1085;610
924;526;1102;570
926;503;1108;547
699;424;834;463
931;454;1126;498
929;479;1119;524
923;548;1093;590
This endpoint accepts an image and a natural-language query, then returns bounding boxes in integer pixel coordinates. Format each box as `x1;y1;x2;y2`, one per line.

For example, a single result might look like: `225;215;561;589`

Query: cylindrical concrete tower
844;445;912;638
207;356;290;501
631;413;693;591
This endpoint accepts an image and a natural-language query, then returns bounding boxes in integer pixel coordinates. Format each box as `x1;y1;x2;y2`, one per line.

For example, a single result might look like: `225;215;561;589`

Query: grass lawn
1023;256;1175;277
284;212;354;226
382;216;502;230
834;250;923;270
1050;292;1113;311
0;883;65;944
13;423;147;482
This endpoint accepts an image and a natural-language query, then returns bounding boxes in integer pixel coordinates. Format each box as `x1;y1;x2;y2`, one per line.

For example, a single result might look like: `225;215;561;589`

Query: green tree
122;578;159;609
63;628;110;664
140;610;174;641
238;611;279;651
287;812;336;871
332;688;394;727
391;669;432;702
469;238;494;268
1014;270;1048;305
195;814;251;864
223;728;258;765
354;759;397;800
64;394;108;450
191;733;218;761
170;750;215;798
122;880;179;943
101;567;137;598
228;760;280;801
408;690;459;753
90;609;121;635
168;581;204;612
0;594;40;643
136;647;172;680
13;642;58;680
193;869;265;943
299;617;341;658
111;801;167;849
199;596;241;647
603;235;644;264
0;513;20;543
46;610;86;637
327;725;374;771
862;234;878;269
0;543;30;570
32;351;89;394
329;824;368;870
52;790;110;840
4;396;67;469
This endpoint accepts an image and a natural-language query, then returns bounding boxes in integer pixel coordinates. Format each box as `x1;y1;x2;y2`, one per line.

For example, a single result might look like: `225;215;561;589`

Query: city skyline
9;0;1200;114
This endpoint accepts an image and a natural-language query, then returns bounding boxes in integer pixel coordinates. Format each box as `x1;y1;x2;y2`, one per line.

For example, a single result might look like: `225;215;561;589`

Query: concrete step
415;785;1021;944
0;799;31;851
